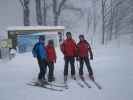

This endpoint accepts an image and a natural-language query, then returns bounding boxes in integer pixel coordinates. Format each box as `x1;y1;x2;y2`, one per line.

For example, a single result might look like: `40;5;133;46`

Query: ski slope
0;46;133;100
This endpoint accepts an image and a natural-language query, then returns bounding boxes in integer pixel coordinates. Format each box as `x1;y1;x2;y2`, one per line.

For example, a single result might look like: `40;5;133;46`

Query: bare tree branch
19;0;24;8
51;0;83;25
35;0;43;25
46;4;53;9
43;0;47;25
63;4;84;15
58;0;67;14
19;0;30;26
103;0;108;6
52;0;57;14
104;0;126;18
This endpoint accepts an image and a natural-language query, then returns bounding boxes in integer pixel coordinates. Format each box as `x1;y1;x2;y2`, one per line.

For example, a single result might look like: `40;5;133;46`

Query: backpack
32;43;40;57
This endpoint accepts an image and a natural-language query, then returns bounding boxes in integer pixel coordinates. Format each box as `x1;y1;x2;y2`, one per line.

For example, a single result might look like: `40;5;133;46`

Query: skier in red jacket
46;40;56;82
60;32;77;81
77;35;94;81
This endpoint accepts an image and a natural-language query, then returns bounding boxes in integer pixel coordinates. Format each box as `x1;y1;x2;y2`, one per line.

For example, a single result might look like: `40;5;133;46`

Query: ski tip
94;81;102;90
98;86;102;90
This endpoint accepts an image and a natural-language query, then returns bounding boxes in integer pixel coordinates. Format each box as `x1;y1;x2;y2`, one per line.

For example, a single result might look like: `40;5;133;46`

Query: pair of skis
27;77;102;91
79;77;91;88
75;76;102;90
27;81;67;92
64;76;102;90
75;61;102;90
91;79;102;90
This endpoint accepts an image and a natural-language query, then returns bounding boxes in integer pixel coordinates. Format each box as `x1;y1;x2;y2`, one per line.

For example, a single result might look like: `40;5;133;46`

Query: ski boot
64;75;67;82
79;75;84;80
71;75;76;80
48;77;55;82
89;74;94;81
41;79;49;85
36;79;44;86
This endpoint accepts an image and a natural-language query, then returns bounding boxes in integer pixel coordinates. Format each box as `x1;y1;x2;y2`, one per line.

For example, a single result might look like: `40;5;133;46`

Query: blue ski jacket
32;42;47;60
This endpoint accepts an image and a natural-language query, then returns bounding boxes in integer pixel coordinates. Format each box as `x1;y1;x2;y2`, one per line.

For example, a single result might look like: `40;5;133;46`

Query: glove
33;55;36;58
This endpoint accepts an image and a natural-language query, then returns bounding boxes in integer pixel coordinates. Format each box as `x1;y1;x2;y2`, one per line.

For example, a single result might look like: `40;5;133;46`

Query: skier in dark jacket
32;36;47;81
60;32;77;81
77;35;94;81
46;40;56;82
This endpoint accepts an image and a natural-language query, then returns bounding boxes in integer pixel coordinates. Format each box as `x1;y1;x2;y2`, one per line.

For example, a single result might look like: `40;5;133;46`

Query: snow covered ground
0;46;133;100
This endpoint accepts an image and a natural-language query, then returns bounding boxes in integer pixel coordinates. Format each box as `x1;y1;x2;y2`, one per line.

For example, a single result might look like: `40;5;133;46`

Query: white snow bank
0;46;133;100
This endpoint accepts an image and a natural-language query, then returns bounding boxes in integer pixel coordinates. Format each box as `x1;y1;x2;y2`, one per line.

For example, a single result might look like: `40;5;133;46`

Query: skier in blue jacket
32;36;47;81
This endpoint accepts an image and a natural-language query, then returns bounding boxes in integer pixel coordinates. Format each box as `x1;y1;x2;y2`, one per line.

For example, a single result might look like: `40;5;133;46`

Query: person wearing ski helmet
77;34;94;81
60;32;77;81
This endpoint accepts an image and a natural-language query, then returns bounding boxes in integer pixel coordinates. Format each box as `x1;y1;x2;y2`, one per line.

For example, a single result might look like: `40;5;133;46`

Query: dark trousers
64;56;75;76
37;59;47;80
79;57;93;76
46;62;54;80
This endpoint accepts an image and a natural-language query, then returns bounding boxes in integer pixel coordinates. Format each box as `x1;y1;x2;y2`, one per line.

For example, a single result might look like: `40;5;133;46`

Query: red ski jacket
46;45;56;63
61;38;77;57
77;40;93;58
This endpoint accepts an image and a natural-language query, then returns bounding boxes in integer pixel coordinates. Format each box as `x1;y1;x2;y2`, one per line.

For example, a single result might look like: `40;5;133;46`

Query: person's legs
84;57;94;80
70;57;76;77
42;61;47;80
48;62;55;82
64;56;69;81
79;57;84;76
37;59;47;80
37;59;43;80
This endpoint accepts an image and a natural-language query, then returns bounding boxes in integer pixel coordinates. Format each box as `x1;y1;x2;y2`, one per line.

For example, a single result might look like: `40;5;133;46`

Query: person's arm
32;43;37;57
76;43;80;61
43;46;47;60
72;39;78;57
87;42;93;60
60;42;65;54
53;47;57;63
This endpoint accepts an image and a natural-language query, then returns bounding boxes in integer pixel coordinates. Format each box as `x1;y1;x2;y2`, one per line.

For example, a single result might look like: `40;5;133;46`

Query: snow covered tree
35;0;43;25
113;0;133;37
19;0;30;26
100;0;133;44
91;0;98;35
101;0;107;44
51;0;83;26
35;0;48;25
43;0;47;25
52;0;67;25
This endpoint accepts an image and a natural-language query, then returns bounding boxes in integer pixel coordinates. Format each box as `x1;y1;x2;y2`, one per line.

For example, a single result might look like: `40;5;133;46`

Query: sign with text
0;39;12;48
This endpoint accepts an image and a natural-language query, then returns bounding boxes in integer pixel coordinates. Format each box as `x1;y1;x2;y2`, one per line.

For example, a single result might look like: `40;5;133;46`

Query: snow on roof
29;32;59;36
7;26;65;32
